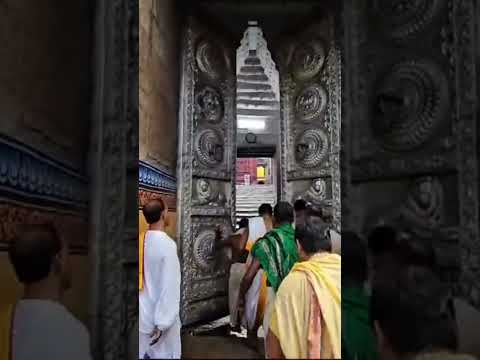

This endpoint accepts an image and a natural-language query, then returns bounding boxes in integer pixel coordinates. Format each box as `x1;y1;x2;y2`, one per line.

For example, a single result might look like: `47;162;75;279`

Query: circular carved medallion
372;60;448;152
292;39;325;81
295;129;329;168
193;229;216;270
295;84;327;122
372;0;441;39
195;87;224;124
195;129;224;167
196;40;225;80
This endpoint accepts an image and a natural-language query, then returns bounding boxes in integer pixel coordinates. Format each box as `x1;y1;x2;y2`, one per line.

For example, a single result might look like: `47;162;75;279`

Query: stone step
240;66;265;74
237;92;276;100
237;74;269;82
237;82;272;91
237;108;280;117
244;57;261;65
237;99;279;108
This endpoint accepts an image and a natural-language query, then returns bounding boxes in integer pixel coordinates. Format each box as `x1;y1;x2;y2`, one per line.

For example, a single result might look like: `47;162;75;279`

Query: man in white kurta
139;200;181;359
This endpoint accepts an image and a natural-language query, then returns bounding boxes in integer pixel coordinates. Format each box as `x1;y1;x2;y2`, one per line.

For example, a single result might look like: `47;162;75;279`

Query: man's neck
149;221;165;232
23;278;62;303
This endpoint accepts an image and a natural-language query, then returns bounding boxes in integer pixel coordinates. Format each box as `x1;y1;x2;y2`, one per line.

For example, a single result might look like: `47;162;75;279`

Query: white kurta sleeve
153;243;181;332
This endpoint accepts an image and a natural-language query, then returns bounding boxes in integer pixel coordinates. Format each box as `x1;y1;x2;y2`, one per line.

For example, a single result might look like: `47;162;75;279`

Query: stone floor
181;317;263;359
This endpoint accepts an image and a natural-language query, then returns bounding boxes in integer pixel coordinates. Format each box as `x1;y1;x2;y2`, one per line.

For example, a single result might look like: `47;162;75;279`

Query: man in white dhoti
216;218;250;329
242;204;273;342
139;200;181;359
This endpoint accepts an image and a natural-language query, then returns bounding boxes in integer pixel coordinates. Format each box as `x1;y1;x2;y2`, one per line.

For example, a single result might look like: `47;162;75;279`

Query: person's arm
237;257;261;309
153;245;181;332
267;330;285;359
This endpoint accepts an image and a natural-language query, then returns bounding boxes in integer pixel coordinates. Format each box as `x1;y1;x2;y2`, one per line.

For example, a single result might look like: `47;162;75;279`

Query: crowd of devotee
137;197;480;359
2;198;480;359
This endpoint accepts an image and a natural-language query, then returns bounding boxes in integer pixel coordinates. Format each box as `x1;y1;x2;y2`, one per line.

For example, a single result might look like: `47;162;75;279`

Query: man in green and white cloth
237;201;299;353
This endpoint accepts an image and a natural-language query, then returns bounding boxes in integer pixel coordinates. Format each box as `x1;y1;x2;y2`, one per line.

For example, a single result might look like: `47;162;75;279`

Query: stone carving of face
199;179;210;194
415;177;433;209
313;178;325;194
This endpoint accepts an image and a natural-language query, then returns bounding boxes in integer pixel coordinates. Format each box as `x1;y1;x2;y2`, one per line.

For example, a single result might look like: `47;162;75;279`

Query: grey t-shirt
12;300;92;360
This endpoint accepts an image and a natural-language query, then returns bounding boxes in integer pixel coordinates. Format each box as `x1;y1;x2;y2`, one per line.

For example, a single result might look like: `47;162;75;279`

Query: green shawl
342;286;379;360
251;223;299;292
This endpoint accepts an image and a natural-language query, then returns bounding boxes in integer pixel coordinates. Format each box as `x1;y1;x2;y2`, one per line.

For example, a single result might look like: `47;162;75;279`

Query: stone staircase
235;184;276;223
236;52;279;126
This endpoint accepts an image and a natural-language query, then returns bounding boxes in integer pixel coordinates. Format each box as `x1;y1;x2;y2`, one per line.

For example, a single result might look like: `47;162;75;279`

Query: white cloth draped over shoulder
242;216;267;330
139;230;181;359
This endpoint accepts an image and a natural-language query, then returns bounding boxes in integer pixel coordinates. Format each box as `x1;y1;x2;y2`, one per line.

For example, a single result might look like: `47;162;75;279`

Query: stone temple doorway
175;4;341;326
139;0;479;330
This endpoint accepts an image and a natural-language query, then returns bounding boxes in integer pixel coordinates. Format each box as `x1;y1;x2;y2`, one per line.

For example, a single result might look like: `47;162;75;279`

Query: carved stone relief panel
291;38;326;81
195;86;224;124
194;128;225;167
196;39;227;80
370;0;444;40
295;84;328;122
180;216;230;323
293;177;332;207
372;59;449;152
177;16;236;325
294;128;330;169
277;10;340;223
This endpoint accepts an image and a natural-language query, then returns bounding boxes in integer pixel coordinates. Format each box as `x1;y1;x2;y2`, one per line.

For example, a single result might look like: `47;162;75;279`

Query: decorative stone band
138;189;176;211
139;161;177;193
0;203;88;254
0;135;88;211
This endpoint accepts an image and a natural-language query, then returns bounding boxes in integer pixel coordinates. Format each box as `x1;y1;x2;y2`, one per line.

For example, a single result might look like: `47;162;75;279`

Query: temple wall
139;0;180;237
0;0;93;325
0;1;93;171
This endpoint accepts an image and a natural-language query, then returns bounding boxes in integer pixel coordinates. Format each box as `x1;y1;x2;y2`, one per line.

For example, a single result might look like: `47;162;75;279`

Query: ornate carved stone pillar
88;0;138;358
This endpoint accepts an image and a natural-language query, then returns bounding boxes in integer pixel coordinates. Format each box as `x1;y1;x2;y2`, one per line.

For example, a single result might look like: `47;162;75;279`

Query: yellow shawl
139;232;145;291
270;253;341;359
0;303;14;360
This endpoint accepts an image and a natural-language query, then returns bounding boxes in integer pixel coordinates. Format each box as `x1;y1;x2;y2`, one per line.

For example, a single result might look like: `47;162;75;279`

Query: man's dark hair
295;215;331;254
367;225;398;256
143;199;165;224
371;265;457;356
294;199;307;212
9;224;62;284
273;201;294;224
238;217;249;229
258;203;273;216
342;231;368;285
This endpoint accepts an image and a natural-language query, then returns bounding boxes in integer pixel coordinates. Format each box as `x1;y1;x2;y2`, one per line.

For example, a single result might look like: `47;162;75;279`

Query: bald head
9;224;62;284
143;199;166;225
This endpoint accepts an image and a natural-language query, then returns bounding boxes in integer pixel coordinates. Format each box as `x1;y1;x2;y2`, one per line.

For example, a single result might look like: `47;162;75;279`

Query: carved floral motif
192;178;226;206
373;59;449;151
292;39;326;81
195;128;224;167
195;86;224;124
196;40;225;80
193;228;217;271
295;84;327;122
295;128;329;168
0;203;87;252
372;0;443;40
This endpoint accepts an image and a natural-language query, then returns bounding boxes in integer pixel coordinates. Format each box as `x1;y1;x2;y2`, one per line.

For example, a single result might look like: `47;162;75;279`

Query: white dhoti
139;318;181;359
241;216;268;332
229;263;247;326
242;269;264;330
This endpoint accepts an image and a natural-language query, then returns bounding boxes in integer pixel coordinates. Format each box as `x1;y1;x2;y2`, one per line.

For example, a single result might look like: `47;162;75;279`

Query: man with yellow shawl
267;215;341;359
238;201;299;353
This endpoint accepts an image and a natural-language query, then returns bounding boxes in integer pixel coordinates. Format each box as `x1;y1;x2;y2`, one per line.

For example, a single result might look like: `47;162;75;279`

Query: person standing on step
139;199;181;359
